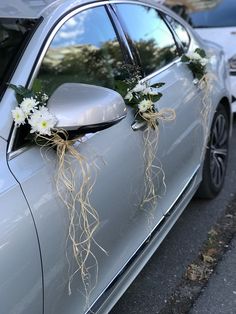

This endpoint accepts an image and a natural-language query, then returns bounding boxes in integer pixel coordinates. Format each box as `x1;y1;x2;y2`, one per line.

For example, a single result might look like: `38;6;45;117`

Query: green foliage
114;80;130;98
32;79;42;94
8;83;34;103
195;48;206;58
181;55;190;63
152;92;163;103
181;48;207;80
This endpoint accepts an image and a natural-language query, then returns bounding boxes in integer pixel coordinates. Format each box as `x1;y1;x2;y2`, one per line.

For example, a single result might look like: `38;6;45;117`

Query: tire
197;104;229;199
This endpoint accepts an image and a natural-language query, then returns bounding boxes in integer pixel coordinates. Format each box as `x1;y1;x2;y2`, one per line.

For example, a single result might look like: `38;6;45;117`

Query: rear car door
114;2;204;215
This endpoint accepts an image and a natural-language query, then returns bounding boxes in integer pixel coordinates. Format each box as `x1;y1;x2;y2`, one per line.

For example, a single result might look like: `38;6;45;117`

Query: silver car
0;1;232;314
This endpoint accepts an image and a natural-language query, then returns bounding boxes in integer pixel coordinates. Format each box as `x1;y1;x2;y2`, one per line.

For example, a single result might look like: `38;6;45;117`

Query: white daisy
138;99;153;113
20;97;38;116
12;107;26;126
29;107;57;135
200;58;208;66
143;87;160;96
133;82;146;93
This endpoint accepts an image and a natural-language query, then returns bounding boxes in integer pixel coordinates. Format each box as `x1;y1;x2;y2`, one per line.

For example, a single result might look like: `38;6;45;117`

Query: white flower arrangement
123;78;164;127
9;83;100;301
10;84;57;136
181;48;208;81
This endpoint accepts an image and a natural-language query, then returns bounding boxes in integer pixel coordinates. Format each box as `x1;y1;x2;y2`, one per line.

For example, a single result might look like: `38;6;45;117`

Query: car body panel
0;138;43;314
195;27;236;112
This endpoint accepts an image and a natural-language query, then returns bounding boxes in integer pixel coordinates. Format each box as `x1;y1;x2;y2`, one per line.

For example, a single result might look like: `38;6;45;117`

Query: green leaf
32;79;42;94
114;80;129;97
152;93;162;102
195;48;206;58
181;55;190;63
8;83;33;99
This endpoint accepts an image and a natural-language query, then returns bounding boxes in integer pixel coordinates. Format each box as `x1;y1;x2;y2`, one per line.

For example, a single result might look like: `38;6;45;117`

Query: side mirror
47;83;127;135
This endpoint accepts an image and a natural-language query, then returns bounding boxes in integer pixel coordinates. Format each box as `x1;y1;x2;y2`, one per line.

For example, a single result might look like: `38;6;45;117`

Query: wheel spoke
209;112;228;188
214;148;227;157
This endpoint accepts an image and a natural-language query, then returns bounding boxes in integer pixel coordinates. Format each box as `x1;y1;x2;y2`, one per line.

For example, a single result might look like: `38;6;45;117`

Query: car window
35;6;125;97
115;3;179;76
165;15;190;51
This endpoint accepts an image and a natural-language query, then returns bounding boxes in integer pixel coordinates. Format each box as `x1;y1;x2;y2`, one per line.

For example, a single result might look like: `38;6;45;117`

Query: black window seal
109;3;143;75
159;11;184;56
105;4;135;66
161;12;191;54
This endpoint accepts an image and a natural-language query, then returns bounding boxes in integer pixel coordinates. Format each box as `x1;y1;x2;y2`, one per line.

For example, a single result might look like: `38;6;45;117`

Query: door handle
131;120;147;131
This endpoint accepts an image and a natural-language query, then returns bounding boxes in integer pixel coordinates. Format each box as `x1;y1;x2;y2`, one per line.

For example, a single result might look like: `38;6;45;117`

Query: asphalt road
110;117;236;314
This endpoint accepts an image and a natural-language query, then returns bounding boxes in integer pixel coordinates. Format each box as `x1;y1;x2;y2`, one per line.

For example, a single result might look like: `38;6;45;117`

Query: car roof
0;0;76;19
0;0;165;19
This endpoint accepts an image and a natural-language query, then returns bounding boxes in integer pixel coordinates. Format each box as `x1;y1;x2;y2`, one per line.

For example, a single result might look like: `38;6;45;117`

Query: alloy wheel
210;113;228;188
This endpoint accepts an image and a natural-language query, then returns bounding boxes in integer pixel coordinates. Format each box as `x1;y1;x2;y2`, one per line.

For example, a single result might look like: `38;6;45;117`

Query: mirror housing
47;83;127;134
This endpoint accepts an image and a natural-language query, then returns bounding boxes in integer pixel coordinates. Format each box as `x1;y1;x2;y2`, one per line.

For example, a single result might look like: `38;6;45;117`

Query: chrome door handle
131;120;147;131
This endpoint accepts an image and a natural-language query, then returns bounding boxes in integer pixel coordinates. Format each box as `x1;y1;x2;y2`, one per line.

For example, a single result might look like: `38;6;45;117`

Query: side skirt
87;166;201;314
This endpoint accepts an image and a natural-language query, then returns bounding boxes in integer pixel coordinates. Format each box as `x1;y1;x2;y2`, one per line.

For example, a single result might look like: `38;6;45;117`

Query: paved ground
190;237;236;314
110;118;236;314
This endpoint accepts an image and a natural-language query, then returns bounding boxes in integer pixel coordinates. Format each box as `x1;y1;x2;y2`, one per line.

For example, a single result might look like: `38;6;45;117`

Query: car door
113;2;204;216
7;4;167;314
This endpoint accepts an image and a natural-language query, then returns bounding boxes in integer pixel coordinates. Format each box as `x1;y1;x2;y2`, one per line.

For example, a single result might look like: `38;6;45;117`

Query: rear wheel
197;104;229;199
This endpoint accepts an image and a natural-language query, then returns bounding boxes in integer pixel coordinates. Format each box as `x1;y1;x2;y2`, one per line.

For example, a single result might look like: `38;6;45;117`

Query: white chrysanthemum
28;107;57;135
143;87;159;96
200;58;208;66
20;97;38;115
12;107;26;126
28;110;41;132
186;52;201;61
188;52;201;61
138;99;153;113
36;117;56;135
133;82;146;93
